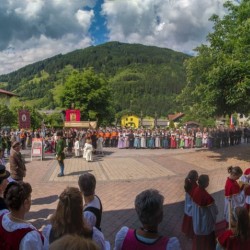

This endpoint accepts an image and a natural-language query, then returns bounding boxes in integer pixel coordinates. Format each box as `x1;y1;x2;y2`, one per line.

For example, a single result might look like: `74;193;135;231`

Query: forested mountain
0;42;190;117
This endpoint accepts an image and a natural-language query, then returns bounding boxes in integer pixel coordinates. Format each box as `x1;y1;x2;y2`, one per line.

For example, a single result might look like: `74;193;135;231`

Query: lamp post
154;112;157;128
140;110;143;127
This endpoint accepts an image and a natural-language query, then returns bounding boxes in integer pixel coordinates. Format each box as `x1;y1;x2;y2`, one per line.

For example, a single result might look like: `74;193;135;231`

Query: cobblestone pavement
14;144;250;250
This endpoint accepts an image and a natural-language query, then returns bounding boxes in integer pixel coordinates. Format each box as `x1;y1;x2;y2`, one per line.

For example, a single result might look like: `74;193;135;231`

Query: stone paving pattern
16;144;250;250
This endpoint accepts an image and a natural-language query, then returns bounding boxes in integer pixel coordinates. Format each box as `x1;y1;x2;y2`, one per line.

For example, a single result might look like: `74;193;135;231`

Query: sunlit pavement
15;144;250;250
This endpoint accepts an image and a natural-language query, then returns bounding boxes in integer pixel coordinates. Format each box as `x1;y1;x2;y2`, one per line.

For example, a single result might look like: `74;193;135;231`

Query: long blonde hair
49;234;99;250
50;187;91;239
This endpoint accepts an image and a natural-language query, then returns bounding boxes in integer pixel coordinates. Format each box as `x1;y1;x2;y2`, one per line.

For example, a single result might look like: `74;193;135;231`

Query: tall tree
178;0;250;120
0;105;16;128
61;68;113;124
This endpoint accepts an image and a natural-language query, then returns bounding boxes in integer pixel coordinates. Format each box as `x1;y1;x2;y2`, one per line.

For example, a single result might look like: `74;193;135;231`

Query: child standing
181;170;199;239
224;166;245;224
192;175;218;250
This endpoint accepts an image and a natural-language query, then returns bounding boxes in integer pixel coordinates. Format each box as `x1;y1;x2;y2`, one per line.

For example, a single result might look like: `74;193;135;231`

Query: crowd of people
1;127;250;249
182;166;250;250
1;126;250;157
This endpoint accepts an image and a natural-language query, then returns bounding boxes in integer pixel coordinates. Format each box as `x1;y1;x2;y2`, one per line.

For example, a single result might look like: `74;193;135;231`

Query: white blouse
1;213;45;250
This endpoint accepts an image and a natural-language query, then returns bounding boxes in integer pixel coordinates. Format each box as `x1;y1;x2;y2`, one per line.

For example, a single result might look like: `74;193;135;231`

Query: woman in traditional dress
181;170;198;239
133;130;141;149
148;132;155;149
192;175;218;250
170;130;177;149
0;182;44;249
140;130;146;149
202;127;208;148
184;132;189;149
114;189;181;250
154;130;161;148
216;206;250;249
117;131;125;149
188;131;194;148
162;130;169;149
195;128;203;148
179;131;185;149
124;130;129;149
42;187;106;250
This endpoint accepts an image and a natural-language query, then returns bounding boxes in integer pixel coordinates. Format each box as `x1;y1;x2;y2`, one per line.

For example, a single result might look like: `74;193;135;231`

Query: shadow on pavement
67;170;93;176
207;144;250;163
32;195;58;205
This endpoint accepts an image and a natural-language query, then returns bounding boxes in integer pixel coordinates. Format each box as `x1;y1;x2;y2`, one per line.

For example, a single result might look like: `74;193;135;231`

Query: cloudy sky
0;0;233;75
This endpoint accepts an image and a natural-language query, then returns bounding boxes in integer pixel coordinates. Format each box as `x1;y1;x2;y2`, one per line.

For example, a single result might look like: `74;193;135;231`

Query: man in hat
9;141;26;182
0;164;10;215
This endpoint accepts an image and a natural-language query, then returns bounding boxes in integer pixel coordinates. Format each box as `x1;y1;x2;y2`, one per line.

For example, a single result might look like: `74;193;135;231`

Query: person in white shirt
74;138;80;157
0;182;45;250
83;139;93;162
42;187;106;250
114;189;181;250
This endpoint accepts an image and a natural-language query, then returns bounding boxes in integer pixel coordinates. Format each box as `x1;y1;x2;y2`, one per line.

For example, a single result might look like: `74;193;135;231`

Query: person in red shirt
217;206;250;249
192;175;218;250
239;168;250;212
181;170;198;239
224;166;245;224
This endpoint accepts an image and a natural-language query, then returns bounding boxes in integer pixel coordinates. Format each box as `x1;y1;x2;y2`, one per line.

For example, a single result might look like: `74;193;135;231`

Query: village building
0;88;18;106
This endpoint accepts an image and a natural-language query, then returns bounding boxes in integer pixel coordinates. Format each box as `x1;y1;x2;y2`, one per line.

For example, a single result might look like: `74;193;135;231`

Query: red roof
168;112;185;121
0;89;18;97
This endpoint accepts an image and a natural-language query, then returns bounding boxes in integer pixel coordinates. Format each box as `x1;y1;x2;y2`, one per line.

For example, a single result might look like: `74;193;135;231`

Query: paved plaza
17;144;250;250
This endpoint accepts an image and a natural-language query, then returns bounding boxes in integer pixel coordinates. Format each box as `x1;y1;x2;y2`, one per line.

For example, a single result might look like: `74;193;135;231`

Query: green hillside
0;42;190;117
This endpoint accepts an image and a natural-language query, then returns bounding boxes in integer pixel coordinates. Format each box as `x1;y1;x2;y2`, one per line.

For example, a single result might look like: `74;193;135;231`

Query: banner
18;110;31;129
65;109;81;122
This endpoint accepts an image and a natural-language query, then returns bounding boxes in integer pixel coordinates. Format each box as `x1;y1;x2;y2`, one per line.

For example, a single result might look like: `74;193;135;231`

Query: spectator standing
114;189;181;250
42;187;106;250
83;139;93;162
78;173;103;230
55;131;65;177
0;182;44;249
192;175;218;250
224;166;245;224
74;138;80;157
0;165;10;216
9;142;26;182
181;170;198;239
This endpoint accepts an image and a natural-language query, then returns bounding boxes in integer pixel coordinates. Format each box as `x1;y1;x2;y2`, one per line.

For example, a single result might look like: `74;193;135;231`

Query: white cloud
0;34;92;75
0;0;95;74
102;0;228;52
76;9;94;32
